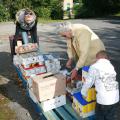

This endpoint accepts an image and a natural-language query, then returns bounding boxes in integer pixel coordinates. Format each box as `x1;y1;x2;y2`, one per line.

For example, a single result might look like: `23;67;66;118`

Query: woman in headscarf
12;8;38;55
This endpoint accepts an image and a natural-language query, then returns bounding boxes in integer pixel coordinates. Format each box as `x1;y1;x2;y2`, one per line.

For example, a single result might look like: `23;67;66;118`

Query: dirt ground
0;18;120;120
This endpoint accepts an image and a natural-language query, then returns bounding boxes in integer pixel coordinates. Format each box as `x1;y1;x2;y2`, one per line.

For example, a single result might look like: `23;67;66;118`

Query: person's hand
66;77;71;84
71;68;78;80
82;95;87;99
66;59;73;68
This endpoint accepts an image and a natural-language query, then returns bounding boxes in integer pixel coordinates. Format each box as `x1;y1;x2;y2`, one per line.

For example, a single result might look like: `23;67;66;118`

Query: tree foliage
0;0;63;21
0;0;120;21
80;0;120;17
50;0;63;19
0;4;10;22
2;0;32;19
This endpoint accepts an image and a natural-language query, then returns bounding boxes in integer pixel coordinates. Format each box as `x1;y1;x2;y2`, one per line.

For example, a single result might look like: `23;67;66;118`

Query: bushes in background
0;0;120;21
0;4;10;22
0;0;63;21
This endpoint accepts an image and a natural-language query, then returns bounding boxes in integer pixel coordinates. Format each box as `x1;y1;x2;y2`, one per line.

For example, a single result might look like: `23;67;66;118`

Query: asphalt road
0;18;120;120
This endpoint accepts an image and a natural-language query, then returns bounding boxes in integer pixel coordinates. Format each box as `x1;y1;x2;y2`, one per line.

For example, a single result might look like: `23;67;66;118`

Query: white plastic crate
41;95;66;112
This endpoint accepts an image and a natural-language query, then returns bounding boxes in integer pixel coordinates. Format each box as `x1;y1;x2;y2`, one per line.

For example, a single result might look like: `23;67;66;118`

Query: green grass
38;18;65;24
0;94;16;120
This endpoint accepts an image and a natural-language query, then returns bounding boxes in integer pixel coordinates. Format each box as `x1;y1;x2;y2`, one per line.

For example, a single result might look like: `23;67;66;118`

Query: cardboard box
82;66;96;102
45;59;61;74
32;73;66;102
18;52;44;68
19;65;46;77
72;94;95;118
85;88;96;102
41;95;66;112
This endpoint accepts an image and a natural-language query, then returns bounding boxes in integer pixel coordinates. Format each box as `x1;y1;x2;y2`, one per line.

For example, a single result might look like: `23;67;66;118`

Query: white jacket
81;59;119;105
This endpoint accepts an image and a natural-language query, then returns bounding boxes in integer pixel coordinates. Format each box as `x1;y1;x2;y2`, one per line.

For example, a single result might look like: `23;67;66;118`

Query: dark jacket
12;9;38;55
14;20;38;45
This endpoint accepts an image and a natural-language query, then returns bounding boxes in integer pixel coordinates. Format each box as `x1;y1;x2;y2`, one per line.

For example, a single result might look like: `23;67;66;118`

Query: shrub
51;8;63;20
75;6;96;18
34;7;51;19
0;4;10;22
73;3;82;18
50;0;63;20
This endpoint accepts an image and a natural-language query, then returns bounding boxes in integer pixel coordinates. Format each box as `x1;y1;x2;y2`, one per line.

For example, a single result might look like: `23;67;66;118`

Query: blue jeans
22;32;28;44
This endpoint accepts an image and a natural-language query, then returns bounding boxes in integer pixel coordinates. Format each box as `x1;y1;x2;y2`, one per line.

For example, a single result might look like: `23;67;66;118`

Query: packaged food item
15;43;38;54
17;41;22;46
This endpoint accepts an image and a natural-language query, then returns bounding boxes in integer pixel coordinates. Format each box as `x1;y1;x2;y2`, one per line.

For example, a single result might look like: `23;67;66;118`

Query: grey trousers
95;102;119;120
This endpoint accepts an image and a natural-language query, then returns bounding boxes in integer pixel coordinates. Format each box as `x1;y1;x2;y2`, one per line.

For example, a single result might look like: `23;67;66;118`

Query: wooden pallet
26;88;81;120
14;65;95;120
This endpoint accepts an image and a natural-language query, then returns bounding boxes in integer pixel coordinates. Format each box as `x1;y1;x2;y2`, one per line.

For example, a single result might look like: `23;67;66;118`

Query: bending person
12;8;38;55
58;22;105;80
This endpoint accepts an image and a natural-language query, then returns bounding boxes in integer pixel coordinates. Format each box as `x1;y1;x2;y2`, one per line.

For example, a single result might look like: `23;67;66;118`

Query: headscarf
16;8;36;30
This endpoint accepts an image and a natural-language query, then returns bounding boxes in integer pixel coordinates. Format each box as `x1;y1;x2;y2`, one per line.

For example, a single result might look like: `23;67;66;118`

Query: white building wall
63;0;73;11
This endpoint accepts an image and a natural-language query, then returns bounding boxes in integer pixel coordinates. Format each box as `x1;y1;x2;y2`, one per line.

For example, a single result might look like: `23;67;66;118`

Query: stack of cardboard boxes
13;52;61;78
32;72;66;111
13;52;66;112
13;52;46;78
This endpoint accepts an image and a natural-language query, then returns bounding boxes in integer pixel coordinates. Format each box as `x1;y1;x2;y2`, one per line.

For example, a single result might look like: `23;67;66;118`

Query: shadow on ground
95;26;120;82
0;52;41;120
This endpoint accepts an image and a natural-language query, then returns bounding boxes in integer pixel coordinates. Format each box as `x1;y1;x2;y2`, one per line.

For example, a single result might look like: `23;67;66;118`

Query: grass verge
0;94;16;120
38;18;65;24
